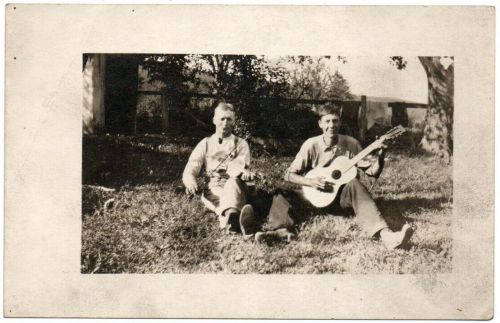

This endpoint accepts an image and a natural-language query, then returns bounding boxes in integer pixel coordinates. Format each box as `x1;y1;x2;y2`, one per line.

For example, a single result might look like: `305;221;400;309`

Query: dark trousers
336;179;388;237
267;179;388;237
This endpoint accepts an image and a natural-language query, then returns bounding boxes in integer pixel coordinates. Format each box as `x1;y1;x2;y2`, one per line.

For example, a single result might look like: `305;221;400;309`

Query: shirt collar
211;133;234;143
318;135;339;152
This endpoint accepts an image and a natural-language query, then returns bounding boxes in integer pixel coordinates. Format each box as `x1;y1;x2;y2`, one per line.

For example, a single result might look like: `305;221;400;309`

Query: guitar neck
342;140;381;171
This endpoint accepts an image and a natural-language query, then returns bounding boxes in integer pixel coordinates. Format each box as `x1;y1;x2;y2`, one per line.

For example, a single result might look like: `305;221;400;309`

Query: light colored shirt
285;134;380;180
182;134;251;188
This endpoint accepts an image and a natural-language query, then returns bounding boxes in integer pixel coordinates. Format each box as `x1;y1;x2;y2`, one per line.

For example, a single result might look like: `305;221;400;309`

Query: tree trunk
418;56;454;163
358;95;368;145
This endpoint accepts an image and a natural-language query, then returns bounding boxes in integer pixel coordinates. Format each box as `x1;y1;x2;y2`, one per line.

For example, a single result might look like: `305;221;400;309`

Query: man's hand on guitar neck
378;146;387;160
367;136;388;178
376;136;389;157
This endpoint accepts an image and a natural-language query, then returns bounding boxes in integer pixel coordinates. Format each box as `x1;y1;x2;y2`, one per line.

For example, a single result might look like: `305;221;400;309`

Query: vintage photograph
82;54;453;274
6;4;493;318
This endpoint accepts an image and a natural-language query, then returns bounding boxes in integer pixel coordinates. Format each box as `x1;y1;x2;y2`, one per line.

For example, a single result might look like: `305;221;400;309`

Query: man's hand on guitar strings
320;181;335;192
309;176;334;192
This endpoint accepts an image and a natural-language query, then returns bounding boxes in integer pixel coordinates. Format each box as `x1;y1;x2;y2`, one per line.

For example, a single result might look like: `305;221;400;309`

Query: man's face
213;110;235;137
318;113;341;138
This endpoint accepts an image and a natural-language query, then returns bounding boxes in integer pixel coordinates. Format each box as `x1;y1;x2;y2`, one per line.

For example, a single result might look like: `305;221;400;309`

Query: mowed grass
81;135;452;274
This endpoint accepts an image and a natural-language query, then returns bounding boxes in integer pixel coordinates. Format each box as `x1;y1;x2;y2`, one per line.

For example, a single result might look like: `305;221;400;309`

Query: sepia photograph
82;54;453;274
5;5;493;318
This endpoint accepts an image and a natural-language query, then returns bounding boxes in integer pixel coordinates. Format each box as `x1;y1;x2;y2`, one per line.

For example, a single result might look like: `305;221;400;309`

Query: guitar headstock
379;125;407;144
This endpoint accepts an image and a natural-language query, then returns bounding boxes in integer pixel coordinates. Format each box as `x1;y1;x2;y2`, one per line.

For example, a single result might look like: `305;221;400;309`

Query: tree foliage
141;54;353;140
285;56;353;101
389;56;408;70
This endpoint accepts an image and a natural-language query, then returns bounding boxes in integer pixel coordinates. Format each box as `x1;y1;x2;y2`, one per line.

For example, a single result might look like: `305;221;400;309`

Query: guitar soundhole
331;170;342;180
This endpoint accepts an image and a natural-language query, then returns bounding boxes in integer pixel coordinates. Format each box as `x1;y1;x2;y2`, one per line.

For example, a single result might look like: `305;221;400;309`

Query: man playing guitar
182;102;257;235
274;103;413;249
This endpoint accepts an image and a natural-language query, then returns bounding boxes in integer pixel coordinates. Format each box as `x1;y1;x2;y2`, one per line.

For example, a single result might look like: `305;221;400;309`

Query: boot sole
240;205;256;235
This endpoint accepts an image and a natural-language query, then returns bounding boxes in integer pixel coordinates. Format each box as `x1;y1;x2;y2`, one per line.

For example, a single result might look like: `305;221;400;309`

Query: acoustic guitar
302;125;406;208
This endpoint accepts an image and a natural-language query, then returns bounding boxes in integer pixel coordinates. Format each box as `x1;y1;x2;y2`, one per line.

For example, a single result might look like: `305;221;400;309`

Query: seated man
182;102;257;235
267;103;413;249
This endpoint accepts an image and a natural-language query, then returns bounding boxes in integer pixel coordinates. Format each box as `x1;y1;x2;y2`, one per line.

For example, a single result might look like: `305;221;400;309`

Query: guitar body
302;156;358;208
301;126;406;208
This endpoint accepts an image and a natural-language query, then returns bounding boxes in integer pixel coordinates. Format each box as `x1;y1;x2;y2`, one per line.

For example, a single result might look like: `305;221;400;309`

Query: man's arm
227;139;252;179
238;140;254;181
182;139;207;194
354;140;387;178
286;171;331;190
284;139;331;191
364;148;386;178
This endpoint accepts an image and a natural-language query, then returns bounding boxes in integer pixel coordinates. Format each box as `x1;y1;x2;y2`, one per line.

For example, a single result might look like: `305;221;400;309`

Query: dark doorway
104;55;140;134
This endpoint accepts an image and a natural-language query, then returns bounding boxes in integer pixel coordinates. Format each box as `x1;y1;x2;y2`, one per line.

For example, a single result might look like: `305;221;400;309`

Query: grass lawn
82;134;452;274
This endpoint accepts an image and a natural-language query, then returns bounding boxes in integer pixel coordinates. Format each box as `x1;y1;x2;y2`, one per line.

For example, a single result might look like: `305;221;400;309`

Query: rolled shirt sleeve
284;139;313;180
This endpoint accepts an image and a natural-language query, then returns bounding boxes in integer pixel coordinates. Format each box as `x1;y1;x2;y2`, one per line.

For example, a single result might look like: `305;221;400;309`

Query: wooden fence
138;89;371;140
137;89;426;143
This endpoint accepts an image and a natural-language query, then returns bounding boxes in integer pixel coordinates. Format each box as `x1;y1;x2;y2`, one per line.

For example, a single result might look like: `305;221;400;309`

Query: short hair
214;102;235;116
315;103;342;120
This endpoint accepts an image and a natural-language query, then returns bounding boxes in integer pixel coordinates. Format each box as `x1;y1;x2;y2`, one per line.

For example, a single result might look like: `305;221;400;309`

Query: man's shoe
380;224;414;250
239;204;257;235
226;211;240;234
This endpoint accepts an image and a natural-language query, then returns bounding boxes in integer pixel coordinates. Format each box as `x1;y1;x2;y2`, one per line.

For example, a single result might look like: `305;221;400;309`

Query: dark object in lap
255;189;308;231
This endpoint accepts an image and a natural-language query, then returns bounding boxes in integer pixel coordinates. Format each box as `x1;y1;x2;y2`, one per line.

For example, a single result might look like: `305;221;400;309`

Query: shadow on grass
376;196;452;231
251;192;452;237
83;134;202;189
